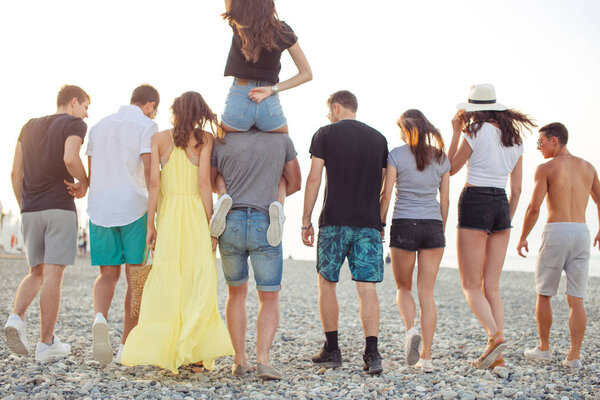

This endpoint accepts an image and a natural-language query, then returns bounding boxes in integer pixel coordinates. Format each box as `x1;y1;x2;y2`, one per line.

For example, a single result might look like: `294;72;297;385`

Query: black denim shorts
389;219;445;251
457;186;511;234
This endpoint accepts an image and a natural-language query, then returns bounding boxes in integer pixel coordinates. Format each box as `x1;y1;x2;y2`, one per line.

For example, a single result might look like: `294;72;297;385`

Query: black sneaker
311;345;342;368
363;351;383;374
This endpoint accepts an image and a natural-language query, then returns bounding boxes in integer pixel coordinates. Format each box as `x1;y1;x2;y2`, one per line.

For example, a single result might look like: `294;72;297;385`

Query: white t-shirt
463;122;523;189
86;105;157;227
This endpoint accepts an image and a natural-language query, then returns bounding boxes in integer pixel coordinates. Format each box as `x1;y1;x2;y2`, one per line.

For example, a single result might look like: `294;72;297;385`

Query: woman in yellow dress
121;91;234;373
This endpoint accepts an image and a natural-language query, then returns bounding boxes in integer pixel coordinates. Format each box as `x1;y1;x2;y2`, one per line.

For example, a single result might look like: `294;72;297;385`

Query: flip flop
472;332;507;370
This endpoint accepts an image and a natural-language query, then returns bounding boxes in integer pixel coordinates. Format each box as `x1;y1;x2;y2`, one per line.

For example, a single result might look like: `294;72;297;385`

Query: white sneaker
562;358;583;370
35;335;71;362
210;194;233;237
523;346;551;362
115;344;124;365
4;314;29;356
266;201;285;247
92;313;112;365
415;358;433;373
405;327;421;366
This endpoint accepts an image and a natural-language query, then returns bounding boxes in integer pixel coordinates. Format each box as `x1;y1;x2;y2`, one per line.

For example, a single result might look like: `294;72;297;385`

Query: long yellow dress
121;145;234;374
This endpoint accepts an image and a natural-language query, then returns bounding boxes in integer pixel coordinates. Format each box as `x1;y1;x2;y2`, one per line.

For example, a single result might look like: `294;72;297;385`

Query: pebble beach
1;255;599;400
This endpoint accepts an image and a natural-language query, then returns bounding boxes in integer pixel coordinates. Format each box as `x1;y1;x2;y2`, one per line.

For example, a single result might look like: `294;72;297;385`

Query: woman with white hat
448;84;535;372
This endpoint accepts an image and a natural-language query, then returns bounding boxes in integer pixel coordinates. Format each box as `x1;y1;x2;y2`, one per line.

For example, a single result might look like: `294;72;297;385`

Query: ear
70;97;79;108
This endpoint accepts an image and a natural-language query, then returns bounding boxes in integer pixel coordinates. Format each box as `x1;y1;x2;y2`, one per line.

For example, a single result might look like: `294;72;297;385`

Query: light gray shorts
536;223;590;298
21;209;78;267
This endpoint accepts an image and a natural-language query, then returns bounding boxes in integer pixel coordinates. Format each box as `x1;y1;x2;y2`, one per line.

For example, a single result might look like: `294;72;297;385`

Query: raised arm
146;135;162;249
517;164;547;257
591;166;600;250
508;156;523;220
11;141;23;208
379;163;396;227
448;112;472;175
439;171;450;231
301;156;325;247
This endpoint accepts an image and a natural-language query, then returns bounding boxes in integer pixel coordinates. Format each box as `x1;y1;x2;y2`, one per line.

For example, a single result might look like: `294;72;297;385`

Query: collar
118;104;145;115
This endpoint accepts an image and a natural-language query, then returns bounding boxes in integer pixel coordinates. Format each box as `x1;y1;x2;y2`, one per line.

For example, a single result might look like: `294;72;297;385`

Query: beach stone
440;390;457;399
502;388;518;397
79;382;93;394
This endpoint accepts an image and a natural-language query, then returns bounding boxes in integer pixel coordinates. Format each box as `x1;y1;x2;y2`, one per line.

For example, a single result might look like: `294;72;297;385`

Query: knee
100;267;121;282
461;277;480;292
417;292;435;307
396;278;412;292
566;295;584;310
30;266;44;279
228;284;248;300
258;291;279;305
483;281;499;297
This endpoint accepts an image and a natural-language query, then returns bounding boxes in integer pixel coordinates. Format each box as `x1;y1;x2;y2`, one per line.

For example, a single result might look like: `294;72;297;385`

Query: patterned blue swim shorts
317;225;383;283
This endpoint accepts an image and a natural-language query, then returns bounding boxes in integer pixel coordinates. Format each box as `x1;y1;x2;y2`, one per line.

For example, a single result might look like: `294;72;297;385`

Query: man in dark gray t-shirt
210;129;301;380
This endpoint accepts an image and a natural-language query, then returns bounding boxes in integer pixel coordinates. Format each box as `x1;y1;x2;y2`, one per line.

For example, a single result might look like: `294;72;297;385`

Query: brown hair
459;110;536;147
171;92;219;149
327;90;358;113
131;84;160;107
222;0;293;63
540;122;568;145
57;85;90;107
398;109;446;171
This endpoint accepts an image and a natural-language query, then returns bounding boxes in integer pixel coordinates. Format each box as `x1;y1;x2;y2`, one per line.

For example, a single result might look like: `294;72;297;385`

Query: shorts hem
537;290;557;297
317;271;339;283
225;277;249;287
262;121;288;132
256;284;281;292
457;226;492;234
351;278;383;283
91;260;124;267
565;291;585;299
220;119;248;132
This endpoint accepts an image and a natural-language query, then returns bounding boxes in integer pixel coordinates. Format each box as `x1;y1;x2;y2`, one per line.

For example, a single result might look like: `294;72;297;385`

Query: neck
336;111;356;121
56;106;71;116
553;146;570;158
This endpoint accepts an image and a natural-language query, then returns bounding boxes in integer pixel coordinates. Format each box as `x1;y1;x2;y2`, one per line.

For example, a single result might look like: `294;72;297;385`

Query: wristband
301;223;312;230
271;85;279;94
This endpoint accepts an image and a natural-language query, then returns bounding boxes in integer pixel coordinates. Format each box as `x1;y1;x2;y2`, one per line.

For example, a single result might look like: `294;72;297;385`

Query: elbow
288;181;301;196
304;69;313;82
511;186;522;199
198;181;212;193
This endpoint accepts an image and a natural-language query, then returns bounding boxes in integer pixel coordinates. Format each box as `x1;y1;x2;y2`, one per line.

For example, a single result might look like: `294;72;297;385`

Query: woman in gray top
380;109;450;373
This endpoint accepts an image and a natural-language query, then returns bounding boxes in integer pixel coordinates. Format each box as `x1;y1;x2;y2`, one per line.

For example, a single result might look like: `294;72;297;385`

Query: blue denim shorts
457;187;511;234
218;208;283;291
221;79;287;132
317;225;384;283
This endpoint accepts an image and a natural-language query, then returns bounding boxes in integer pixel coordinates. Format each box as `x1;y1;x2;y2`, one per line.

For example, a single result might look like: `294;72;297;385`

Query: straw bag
130;247;153;319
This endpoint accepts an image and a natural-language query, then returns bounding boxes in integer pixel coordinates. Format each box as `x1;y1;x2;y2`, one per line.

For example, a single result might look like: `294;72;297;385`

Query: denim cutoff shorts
219;208;283;292
317;225;384;283
457;187;511;234
221;78;287;132
390;218;445;251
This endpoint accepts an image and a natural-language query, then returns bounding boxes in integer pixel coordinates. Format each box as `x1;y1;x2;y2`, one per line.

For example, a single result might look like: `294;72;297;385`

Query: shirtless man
517;122;600;370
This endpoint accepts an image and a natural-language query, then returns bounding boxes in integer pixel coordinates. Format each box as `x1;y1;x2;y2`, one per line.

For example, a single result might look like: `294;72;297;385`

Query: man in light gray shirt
211;129;301;380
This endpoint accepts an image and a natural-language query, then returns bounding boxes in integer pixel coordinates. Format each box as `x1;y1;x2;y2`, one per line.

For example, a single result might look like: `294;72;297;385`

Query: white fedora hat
457;83;508;112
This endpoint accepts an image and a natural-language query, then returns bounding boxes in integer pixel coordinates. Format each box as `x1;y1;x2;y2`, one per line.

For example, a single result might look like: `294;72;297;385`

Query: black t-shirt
224;21;297;83
18;114;87;213
309;120;388;230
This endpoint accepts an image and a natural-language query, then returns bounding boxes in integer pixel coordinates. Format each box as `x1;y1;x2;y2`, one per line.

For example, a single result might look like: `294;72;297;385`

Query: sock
324;331;338;351
365;336;378;354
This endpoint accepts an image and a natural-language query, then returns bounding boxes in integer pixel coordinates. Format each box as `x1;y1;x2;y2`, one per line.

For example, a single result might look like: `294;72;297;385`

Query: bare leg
267;124;289;135
566;295;586;361
13;264;44;320
215;174;228;197
276;177;287;205
226;283;248;366
318;274;338;332
256;291;280;366
93;265;121;318
355;282;379;338
416;248;443;360
390;248;416;331
121;264;138;344
39;264;66;344
536;294;552;351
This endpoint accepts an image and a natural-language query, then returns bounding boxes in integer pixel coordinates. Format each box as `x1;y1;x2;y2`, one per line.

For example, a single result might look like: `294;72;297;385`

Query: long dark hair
397;109;446;171
222;0;292;63
459;110;536;147
171;92;219;149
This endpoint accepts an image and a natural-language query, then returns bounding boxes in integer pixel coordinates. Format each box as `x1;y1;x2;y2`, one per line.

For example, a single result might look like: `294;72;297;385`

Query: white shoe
115;344;124;365
210;194;232;237
266;201;285;247
562;357;583;370
4;314;29;356
35;335;71;362
523;346;551;362
415;358;433;373
92;313;113;365
405;327;421;366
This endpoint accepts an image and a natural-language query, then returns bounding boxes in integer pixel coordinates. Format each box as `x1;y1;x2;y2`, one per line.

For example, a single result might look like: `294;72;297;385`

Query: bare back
543;155;595;223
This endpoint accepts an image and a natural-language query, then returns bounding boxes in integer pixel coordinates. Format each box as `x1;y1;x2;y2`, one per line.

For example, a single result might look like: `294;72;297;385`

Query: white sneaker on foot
210;194;233;237
4;314;29;356
267;201;285;247
35;335;71;362
92;313;112;365
523;346;551;362
115;344;124;365
405;327;421;366
415;358;433;373
562;358;583;370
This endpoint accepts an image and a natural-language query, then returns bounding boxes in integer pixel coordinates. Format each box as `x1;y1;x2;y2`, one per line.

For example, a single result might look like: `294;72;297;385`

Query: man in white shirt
86;84;159;365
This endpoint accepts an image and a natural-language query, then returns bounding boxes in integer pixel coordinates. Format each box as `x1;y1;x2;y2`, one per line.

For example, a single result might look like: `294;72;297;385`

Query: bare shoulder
201;130;215;145
152;129;171;144
535;160;553;176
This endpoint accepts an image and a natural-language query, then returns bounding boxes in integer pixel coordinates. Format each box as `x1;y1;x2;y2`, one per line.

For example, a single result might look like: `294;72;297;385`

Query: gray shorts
21;209;78;267
536;223;590;298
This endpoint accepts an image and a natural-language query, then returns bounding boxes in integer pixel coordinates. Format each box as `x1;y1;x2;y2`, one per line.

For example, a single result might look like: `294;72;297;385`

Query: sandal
471;331;507;370
191;362;205;373
490;357;509;378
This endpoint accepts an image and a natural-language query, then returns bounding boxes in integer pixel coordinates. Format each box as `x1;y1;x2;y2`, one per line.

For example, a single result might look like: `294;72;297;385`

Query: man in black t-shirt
302;90;388;374
5;85;90;362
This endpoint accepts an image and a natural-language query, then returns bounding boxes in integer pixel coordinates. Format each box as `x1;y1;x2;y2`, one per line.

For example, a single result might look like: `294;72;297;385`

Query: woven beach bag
130;247;153;319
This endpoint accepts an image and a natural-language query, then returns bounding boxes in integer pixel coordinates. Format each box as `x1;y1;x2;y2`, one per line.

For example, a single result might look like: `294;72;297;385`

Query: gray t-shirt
388;145;450;221
211;130;297;215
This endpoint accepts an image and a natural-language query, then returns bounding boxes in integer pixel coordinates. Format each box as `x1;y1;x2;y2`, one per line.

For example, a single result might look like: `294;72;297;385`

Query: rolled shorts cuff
224;276;249;287
256;284;281;292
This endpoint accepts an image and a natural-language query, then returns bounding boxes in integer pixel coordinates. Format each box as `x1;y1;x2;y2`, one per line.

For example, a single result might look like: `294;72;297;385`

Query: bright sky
1;0;599;261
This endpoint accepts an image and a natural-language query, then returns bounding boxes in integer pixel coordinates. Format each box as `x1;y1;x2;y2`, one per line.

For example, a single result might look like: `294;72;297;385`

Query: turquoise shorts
89;213;147;266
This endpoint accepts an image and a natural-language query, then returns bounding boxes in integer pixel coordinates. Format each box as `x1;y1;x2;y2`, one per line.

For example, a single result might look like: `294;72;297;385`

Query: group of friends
4;0;600;382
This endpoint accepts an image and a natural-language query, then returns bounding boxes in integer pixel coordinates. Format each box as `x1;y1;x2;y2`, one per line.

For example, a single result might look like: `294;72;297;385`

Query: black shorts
389;219;445;251
457;187;511;234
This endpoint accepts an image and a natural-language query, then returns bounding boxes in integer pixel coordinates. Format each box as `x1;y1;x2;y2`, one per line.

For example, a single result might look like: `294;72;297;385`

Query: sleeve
517;143;524;158
140;123;158;154
65;118;87;142
18;120;30;142
387;148;397;169
441;154;451;174
85;127;93;156
283;135;298;163
382;141;389;169
462;132;475;150
309;128;326;160
279;21;298;50
210;145;218;167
